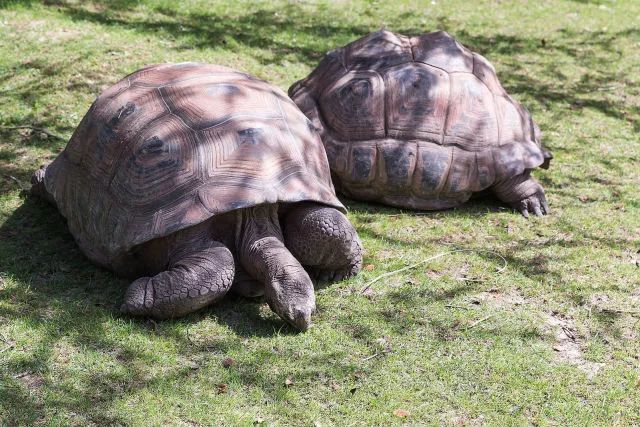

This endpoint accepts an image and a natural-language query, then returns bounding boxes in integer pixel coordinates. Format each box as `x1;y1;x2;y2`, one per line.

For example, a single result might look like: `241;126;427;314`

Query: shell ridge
438;146;455;198
441;67;453;145
156;72;248;89
199;114;283;132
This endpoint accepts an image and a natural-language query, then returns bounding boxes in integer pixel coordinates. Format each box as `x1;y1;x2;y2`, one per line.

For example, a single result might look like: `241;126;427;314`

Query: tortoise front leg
283;203;363;283
493;171;549;218
120;241;234;319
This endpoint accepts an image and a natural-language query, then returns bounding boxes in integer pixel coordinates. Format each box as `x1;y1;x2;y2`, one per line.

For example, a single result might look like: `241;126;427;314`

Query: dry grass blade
360;249;508;294
464;314;496;330
3;175;26;190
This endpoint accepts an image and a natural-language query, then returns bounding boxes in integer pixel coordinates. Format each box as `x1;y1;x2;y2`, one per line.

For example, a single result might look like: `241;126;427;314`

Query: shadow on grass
1;1;638;422
50;1;639;132
0;194;316;423
0;192;558;423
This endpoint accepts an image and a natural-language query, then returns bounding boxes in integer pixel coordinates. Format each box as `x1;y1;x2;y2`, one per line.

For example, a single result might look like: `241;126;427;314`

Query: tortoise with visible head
31;62;363;331
289;30;552;217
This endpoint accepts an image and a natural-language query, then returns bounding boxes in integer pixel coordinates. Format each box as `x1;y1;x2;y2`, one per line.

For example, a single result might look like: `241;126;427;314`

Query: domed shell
289;30;547;210
45;63;343;266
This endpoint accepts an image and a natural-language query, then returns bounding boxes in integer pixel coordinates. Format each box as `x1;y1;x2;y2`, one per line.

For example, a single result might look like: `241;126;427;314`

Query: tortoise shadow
0;193;308;338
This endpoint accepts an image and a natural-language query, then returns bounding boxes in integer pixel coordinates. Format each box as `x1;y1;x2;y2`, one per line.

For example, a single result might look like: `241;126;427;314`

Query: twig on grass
361;349;392;362
360;249;508;294
464;314;496;330
599;308;640;317
0;125;67;141
3;175;27;190
445;305;472;310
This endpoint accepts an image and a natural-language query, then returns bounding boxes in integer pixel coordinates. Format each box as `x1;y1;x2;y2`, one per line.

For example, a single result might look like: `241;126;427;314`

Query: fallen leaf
364;264;375;271
217;383;227;394
222;357;236;368
393;409;410;418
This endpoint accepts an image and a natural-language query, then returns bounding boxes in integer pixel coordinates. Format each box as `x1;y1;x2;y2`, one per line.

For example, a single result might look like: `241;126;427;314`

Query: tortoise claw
514;187;548;218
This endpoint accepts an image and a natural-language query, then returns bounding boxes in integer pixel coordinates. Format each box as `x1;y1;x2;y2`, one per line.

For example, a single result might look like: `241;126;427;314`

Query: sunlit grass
0;0;639;425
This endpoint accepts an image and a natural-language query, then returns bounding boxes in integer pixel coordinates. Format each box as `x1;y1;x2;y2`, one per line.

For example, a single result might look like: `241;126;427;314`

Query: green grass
1;0;639;425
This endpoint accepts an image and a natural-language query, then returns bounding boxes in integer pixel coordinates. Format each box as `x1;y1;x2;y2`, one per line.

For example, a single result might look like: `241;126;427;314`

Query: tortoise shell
44;63;342;266
289;30;548;210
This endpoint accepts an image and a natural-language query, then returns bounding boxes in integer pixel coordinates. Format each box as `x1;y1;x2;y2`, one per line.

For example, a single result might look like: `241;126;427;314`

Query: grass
0;0;639;425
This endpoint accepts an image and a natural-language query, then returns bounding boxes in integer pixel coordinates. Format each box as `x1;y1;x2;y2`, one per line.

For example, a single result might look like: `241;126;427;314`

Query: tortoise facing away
31;63;363;331
289;30;553;217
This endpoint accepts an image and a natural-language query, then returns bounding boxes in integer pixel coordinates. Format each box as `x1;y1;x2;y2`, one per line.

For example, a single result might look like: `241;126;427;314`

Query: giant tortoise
289;30;553;217
31;62;363;331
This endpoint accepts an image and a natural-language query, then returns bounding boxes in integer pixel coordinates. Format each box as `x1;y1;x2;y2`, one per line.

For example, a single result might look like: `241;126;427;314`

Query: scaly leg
283;203;363;283
120;241;234;319
237;205;315;331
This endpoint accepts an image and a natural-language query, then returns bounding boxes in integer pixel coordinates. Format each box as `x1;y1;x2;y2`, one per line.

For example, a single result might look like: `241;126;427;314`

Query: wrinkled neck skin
236;204;315;331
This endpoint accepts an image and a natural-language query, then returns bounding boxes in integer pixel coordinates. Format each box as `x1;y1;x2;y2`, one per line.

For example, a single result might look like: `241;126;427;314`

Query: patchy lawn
0;0;638;425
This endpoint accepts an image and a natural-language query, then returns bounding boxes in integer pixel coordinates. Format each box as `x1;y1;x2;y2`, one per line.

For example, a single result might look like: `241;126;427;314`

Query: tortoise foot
513;186;549;218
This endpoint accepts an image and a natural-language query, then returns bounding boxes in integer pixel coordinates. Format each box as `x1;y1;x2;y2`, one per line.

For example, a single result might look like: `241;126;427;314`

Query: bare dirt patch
466;288;526;309
15;371;45;390
544;312;605;379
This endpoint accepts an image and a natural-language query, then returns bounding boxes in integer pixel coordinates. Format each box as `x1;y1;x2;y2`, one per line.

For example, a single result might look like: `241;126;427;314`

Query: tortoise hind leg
283;203;363;283
493;171;549;218
120;241;234;319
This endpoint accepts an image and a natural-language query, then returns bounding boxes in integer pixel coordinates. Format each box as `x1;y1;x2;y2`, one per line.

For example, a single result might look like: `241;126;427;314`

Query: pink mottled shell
290;30;545;210
46;63;342;264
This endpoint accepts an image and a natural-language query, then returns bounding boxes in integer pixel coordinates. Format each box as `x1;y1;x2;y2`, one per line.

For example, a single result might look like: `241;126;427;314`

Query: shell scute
85;85;169;186
110;114;201;213
411;31;474;73
472;53;507;97
378;141;417;190
384;63;449;142
319;71;385;140
344;29;413;70
444;73;499;150
412;143;451;197
348;143;377;185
